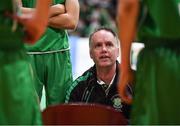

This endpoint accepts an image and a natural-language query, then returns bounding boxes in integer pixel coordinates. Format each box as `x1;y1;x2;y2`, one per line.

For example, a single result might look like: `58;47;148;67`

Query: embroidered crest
111;94;123;111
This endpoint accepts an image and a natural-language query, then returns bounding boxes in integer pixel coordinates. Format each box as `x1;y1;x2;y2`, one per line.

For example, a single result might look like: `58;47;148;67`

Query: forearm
20;0;51;44
20;0;50;19
33;0;52;27
48;13;77;29
49;4;65;17
117;0;139;70
48;0;79;29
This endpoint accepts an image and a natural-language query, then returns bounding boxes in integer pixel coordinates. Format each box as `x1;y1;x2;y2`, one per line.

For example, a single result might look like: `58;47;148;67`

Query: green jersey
0;0;23;49
138;0;180;42
22;0;69;52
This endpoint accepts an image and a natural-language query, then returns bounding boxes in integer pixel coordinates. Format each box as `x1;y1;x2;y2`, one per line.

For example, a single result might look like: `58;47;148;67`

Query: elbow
67;14;79;30
68;19;78;30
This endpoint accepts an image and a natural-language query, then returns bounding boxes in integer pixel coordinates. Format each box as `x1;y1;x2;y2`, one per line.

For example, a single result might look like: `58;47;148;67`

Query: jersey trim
27;47;70;55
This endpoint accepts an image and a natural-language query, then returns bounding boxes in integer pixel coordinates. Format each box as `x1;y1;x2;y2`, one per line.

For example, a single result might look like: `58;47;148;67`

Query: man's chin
98;62;111;67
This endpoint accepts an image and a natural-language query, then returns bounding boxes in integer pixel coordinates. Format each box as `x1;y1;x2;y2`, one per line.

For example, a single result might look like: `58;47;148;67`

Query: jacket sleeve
65;80;84;103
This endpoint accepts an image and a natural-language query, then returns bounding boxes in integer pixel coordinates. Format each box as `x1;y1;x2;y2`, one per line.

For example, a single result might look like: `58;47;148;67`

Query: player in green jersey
0;0;51;124
117;0;180;124
21;0;79;106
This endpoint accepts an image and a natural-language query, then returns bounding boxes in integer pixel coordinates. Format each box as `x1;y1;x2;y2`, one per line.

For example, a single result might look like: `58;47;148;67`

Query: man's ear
89;50;93;59
115;47;119;57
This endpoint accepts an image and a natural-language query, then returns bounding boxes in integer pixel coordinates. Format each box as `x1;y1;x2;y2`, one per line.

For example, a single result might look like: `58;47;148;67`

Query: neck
96;64;116;84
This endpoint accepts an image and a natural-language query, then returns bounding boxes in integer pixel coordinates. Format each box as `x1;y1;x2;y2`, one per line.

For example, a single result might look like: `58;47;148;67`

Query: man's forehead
92;30;115;41
93;30;114;36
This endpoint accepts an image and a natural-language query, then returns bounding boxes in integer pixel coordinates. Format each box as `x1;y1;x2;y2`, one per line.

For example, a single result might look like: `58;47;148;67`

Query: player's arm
20;2;65;18
17;0;52;43
48;0;80;30
116;0;139;104
49;4;65;17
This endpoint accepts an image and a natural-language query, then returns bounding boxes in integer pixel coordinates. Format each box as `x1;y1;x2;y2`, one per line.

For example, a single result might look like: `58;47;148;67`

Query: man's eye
95;44;101;48
106;43;113;47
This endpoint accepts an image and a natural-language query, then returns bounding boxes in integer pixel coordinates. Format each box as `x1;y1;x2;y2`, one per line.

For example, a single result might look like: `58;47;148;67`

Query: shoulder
71;67;94;90
65;67;95;102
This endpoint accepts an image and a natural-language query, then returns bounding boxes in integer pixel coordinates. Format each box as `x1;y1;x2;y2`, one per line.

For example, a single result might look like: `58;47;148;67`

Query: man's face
90;30;119;68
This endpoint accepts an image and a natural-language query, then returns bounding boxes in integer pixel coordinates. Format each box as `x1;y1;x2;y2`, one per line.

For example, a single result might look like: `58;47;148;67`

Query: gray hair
89;27;119;49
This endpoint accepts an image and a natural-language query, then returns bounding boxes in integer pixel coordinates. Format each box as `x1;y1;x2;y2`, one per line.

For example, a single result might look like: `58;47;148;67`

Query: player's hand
5;12;47;44
118;65;134;104
18;13;47;44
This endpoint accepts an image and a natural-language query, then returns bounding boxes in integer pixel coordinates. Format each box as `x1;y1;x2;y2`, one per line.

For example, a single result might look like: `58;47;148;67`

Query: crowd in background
69;0;117;37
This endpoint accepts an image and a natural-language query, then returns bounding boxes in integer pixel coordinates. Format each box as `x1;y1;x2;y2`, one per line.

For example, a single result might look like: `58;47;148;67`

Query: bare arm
48;0;80;30
17;0;51;43
20;4;65;18
49;4;65;17
116;0;139;104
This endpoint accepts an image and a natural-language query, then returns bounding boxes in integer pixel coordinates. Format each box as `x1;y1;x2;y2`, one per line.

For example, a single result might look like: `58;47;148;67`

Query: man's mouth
99;55;109;59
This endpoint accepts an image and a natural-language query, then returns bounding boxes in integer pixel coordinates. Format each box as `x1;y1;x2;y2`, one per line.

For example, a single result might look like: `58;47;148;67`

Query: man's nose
102;45;108;52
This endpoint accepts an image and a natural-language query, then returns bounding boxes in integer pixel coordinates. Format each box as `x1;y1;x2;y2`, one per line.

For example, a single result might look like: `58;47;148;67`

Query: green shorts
29;50;73;106
0;50;42;124
131;42;180;124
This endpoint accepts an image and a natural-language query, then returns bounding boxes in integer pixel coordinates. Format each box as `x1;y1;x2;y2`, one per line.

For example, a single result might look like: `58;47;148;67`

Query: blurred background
69;0;117;37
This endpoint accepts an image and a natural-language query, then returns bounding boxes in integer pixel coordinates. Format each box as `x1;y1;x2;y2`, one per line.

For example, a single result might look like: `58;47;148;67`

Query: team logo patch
111;94;123;111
